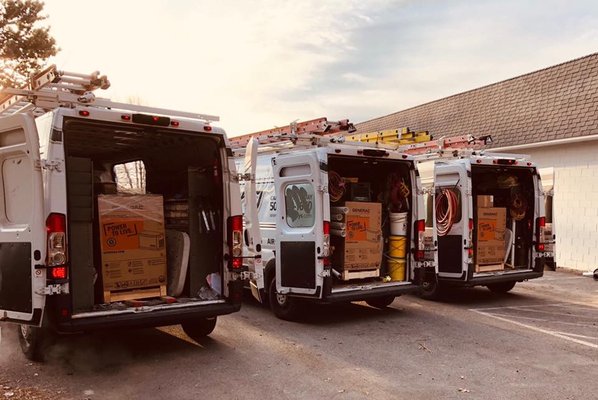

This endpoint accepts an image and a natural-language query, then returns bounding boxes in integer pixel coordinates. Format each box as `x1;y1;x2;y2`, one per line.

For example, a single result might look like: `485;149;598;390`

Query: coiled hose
328;170;345;203
436;188;459;236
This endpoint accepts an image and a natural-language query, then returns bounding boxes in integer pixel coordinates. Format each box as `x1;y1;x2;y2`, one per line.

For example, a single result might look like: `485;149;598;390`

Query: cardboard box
98;194;167;294
331;202;383;270
477;195;494;208
476;207;506;265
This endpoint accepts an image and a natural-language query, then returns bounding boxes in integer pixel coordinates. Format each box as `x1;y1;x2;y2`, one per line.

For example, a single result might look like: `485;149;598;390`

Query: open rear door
243;138;262;255
0;114;46;326
273;152;323;297
242;138;264;301
435;163;469;281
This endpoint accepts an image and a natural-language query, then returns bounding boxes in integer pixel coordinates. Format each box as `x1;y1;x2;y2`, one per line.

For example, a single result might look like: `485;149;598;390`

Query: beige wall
506;141;598;272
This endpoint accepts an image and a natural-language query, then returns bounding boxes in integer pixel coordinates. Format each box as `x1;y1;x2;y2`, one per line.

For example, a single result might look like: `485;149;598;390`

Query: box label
346;216;369;241
100;219;144;251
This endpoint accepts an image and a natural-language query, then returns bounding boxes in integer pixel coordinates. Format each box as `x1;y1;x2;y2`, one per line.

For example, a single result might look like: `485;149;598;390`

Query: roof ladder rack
229;117;360;155
0;65;220;122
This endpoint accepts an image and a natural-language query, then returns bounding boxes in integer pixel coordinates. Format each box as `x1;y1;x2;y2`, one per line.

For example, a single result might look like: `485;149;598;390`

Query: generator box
476;207;506;267
331;202;383;270
98;194;167;294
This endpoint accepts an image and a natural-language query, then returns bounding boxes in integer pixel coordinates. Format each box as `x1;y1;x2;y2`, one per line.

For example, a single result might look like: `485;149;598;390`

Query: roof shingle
354;53;598;148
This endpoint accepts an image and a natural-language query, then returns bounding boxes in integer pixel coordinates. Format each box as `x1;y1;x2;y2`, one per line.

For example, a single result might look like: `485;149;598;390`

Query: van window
284;182;315;228
2;155;32;224
113;161;146;194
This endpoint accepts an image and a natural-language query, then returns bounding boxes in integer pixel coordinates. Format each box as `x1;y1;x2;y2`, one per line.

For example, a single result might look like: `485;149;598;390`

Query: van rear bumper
323;283;420;304
56;302;240;333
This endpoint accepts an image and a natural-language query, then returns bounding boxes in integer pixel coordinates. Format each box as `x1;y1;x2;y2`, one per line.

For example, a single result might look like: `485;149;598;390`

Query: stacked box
477;195;494;208
476;207;507;271
331;202;383;270
98;195;167;295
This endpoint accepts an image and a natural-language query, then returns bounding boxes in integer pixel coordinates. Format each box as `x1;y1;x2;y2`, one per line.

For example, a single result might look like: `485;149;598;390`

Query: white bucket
390;212;408;236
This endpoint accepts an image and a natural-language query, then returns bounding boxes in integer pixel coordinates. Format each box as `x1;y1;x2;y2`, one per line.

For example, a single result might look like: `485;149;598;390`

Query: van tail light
46;213;68;279
535;217;546;252
228;215;243;269
414;219;425;261
322;221;331;266
468;218;474;242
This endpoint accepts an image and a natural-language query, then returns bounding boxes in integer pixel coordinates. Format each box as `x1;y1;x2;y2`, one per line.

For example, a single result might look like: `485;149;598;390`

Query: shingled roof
354;53;598;148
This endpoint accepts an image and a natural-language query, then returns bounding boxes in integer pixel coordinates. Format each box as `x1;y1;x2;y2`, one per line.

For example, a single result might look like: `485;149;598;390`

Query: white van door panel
0;114;46;325
242;139;264;301
273;152;323;297
435;164;469;280
243;138;262;255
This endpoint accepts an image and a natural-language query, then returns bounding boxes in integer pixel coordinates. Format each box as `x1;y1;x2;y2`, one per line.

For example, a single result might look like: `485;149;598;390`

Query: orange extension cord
435;188;459;236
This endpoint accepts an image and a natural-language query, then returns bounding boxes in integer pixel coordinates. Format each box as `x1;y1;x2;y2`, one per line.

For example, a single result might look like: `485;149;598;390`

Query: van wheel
365;296;396;309
420;277;443;300
17;324;51;362
268;277;301;321
181;317;217;342
487;281;516;293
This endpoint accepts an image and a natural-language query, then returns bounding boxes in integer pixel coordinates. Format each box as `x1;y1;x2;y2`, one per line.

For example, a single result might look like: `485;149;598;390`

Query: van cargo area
471;165;536;274
62;117;229;319
327;155;414;291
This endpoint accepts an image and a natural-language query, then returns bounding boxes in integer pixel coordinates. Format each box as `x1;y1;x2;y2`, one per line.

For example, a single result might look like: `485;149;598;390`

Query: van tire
420;277;444;300
365;296;396;309
181;317;217;342
487;281;516;293
17;324;52;362
268;277;301;321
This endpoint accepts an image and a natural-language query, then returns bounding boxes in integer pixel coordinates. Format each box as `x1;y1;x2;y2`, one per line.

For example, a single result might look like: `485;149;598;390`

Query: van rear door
435;162;469;281
273;152;324;297
0;114;46;325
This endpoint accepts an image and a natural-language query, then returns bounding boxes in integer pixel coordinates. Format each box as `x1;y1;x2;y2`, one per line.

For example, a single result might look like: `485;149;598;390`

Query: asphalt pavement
1;270;597;400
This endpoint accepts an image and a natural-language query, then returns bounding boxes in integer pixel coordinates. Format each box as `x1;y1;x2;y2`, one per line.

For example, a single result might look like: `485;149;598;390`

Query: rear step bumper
323;283;420;304
442;271;544;287
56;302;240;333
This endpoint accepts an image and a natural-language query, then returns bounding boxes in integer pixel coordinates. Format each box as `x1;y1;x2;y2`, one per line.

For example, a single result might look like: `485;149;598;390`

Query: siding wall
508;141;598;272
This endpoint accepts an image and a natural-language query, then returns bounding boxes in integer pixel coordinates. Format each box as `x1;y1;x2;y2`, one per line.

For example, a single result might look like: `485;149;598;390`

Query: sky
40;0;598;136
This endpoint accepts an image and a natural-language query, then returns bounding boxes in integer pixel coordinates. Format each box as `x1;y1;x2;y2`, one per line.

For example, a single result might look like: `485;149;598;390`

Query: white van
0;86;244;360
239;137;432;320
419;154;546;298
